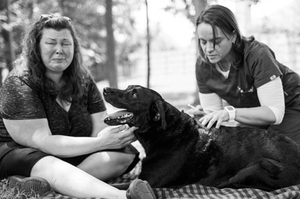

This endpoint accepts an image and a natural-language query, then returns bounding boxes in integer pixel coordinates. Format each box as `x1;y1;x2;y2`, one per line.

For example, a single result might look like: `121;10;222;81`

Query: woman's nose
55;45;63;54
206;42;214;52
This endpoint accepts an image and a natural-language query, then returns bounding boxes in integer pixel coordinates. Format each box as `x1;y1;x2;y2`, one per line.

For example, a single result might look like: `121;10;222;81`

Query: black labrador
103;85;300;190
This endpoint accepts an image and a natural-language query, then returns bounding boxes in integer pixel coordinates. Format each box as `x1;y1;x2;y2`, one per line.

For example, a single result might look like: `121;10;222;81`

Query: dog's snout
103;87;110;95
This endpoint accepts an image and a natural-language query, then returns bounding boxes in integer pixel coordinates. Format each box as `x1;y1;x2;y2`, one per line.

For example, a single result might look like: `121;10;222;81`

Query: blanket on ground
42;161;300;199
43;182;300;199
4;142;300;199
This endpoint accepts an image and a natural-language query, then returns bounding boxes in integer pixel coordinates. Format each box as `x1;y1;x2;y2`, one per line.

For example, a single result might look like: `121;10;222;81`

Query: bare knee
113;152;136;174
78;152;136;180
30;155;73;189
30;156;59;178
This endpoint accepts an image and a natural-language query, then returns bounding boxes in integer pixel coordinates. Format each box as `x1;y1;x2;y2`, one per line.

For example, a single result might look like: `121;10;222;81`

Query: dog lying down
103;85;300;191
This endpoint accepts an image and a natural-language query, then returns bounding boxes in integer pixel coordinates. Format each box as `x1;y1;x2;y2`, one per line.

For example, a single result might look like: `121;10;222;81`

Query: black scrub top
196;39;300;111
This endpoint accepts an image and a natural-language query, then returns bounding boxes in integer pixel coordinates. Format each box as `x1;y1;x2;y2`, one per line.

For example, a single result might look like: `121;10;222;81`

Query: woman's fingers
116;125;138;145
199;110;228;129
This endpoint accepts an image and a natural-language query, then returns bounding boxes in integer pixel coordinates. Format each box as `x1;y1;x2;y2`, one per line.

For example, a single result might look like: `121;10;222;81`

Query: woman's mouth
207;55;217;59
53;58;65;62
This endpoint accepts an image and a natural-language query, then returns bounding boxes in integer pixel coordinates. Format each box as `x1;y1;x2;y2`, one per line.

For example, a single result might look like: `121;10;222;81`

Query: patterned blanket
43;161;300;199
154;184;300;199
43;182;300;199
5;142;300;199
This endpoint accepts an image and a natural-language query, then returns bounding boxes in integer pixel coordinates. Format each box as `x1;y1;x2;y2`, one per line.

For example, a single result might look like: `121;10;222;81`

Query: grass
0;179;43;199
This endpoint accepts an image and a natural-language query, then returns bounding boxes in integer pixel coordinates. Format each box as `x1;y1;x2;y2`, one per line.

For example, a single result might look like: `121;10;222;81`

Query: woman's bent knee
30;156;62;177
77;152;137;180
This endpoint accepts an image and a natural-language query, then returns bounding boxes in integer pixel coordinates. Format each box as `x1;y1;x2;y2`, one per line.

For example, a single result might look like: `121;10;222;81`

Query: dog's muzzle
104;110;134;126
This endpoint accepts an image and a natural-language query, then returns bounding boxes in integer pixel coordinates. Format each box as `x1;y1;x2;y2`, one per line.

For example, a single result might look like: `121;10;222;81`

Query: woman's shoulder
3;65;29;84
81;76;100;96
196;56;213;75
196;56;210;68
83;75;96;88
244;38;274;60
195;56;214;81
1;63;40;96
9;62;28;75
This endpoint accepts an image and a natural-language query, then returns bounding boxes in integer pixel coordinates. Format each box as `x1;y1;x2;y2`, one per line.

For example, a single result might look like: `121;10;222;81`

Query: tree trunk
194;0;207;18
105;0;118;88
1;0;15;85
6;0;15;71
145;0;150;88
192;0;207;105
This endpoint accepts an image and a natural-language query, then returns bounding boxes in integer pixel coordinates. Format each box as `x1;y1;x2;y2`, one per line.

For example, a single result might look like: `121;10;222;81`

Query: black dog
103;85;300;190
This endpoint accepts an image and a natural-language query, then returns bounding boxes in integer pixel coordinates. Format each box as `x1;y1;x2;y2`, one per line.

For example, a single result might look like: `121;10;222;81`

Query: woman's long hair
196;5;254;67
18;14;90;102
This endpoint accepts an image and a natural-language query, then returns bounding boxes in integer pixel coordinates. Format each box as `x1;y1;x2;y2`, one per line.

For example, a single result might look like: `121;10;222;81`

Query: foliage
164;0;260;24
0;0;143;82
164;0;196;24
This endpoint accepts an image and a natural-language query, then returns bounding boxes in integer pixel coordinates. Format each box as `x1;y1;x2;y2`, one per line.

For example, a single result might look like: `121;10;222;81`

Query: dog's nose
103;87;109;95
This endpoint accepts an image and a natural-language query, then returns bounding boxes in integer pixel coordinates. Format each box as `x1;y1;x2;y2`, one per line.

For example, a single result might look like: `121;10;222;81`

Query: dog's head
103;85;167;133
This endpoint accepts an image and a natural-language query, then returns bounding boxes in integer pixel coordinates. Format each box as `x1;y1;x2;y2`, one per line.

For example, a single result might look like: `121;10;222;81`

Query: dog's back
137;100;300;189
198;126;300;190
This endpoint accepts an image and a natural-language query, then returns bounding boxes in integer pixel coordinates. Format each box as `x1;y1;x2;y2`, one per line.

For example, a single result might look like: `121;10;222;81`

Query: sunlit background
113;0;300;112
1;0;299;112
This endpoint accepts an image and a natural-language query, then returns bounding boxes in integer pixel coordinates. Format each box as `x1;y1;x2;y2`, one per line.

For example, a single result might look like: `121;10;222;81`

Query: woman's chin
207;56;220;64
208;59;219;64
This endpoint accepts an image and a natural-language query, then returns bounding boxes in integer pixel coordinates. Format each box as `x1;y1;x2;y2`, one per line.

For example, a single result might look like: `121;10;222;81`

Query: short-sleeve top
0;66;106;142
196;39;300;110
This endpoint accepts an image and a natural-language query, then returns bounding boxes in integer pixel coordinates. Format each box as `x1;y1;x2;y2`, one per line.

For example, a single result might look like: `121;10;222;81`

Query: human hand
187;104;206;120
198;109;229;129
97;124;137;149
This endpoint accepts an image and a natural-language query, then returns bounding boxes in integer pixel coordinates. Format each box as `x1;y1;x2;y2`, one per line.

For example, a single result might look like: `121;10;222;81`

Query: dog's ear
153;100;167;130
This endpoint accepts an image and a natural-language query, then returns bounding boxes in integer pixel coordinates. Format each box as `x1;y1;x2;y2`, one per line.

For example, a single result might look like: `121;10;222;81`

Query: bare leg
77;151;136;181
30;156;127;199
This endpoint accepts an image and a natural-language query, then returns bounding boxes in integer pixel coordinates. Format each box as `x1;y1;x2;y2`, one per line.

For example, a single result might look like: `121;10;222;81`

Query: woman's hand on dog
199;110;229;129
187;104;229;129
96;124;137;149
187;104;206;120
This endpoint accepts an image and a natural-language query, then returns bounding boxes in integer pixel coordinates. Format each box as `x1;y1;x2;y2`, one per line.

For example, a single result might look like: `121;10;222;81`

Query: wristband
224;106;236;122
